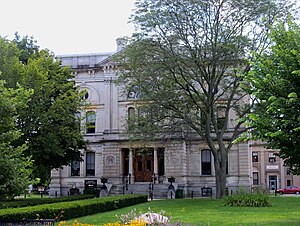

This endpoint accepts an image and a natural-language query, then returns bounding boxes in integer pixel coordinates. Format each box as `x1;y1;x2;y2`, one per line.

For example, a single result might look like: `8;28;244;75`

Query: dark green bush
83;189;100;198
175;189;184;199
223;193;271;207
0;194;148;221
0;194;95;209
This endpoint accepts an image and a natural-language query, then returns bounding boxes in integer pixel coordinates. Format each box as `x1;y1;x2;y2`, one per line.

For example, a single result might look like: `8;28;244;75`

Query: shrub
175;189;184;199
0;195;148;221
83;189;100;198
0;194;95;209
223;193;271;207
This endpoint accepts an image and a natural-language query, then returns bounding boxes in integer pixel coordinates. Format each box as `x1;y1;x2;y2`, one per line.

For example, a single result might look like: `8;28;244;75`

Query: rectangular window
201;149;211;175
269;152;276;163
86;152;95;176
253;172;259;185
71;161;80;176
217;106;227;130
287;180;291;186
86;111;96;134
252;152;258;162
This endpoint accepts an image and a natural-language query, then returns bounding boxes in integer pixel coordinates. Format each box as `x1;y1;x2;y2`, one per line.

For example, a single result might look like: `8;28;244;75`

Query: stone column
129;148;134;183
49;169;61;197
95;152;102;177
80;150;85;177
154;148;158;182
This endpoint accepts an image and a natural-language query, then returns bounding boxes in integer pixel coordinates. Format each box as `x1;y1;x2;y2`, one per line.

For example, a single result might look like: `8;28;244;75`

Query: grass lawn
57;196;300;226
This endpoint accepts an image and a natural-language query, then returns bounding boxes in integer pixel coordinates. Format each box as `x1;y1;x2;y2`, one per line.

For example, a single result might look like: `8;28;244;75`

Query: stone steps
109;183;170;199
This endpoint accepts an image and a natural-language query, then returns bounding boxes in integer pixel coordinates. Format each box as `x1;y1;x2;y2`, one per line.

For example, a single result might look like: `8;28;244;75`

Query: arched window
128;107;135;120
86;111;96;134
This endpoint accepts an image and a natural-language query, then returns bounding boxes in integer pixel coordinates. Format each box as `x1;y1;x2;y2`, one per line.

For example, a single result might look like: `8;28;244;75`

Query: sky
1;0;299;56
0;0;136;55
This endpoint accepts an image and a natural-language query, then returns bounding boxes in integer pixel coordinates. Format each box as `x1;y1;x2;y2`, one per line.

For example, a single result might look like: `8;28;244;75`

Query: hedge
0;195;148;221
0;194;95;209
223;193;271;207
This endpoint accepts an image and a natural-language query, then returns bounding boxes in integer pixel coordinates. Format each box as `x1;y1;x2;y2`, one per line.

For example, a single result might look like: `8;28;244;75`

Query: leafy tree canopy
0;35;86;184
0;80;33;200
245;19;300;174
116;0;294;198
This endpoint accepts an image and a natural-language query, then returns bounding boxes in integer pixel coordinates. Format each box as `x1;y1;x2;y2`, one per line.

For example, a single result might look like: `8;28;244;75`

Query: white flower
138;212;170;224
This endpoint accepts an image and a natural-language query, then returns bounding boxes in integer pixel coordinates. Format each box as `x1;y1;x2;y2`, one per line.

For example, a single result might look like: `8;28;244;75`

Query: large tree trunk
214;151;227;199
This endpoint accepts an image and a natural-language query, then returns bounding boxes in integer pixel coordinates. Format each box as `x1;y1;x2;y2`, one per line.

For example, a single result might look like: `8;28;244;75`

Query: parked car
276;186;300;195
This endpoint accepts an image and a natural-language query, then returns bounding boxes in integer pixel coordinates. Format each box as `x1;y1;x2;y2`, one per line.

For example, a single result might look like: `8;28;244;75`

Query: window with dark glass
86;152;95;176
269;152;276;163
84;92;89;100
201;149;211;175
253;172;259;185
146;160;151;171
71;161;80;176
217;106;227;130
86;111;96;134
252;152;258;162
287;180;291;186
158;149;165;176
138;159;142;171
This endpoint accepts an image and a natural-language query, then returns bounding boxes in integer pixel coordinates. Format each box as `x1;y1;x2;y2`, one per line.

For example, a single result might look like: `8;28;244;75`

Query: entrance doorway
269;175;277;191
121;148;165;183
134;149;154;182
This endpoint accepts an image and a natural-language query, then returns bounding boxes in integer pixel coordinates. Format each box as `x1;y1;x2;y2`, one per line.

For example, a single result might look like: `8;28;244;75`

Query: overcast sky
0;0;136;55
1;0;299;56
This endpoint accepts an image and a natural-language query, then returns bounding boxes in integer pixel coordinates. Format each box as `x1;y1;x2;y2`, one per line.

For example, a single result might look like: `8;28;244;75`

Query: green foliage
83;189;100;198
116;0;293;198
223;192;271;207
0;35;87;184
0;80;33;200
0;194;95;209
245;19;300;174
175;189;184;199
0;195;148;221
17;49;86;181
13;33;40;64
0;37;23;88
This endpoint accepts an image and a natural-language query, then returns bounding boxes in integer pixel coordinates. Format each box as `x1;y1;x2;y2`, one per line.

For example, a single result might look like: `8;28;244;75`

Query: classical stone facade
49;41;252;198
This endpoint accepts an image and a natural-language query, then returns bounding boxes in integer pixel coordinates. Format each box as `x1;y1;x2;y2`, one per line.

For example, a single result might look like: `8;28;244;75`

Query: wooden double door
134;150;154;182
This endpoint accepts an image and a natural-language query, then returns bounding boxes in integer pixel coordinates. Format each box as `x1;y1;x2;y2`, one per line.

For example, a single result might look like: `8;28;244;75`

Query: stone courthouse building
49;39;298;198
